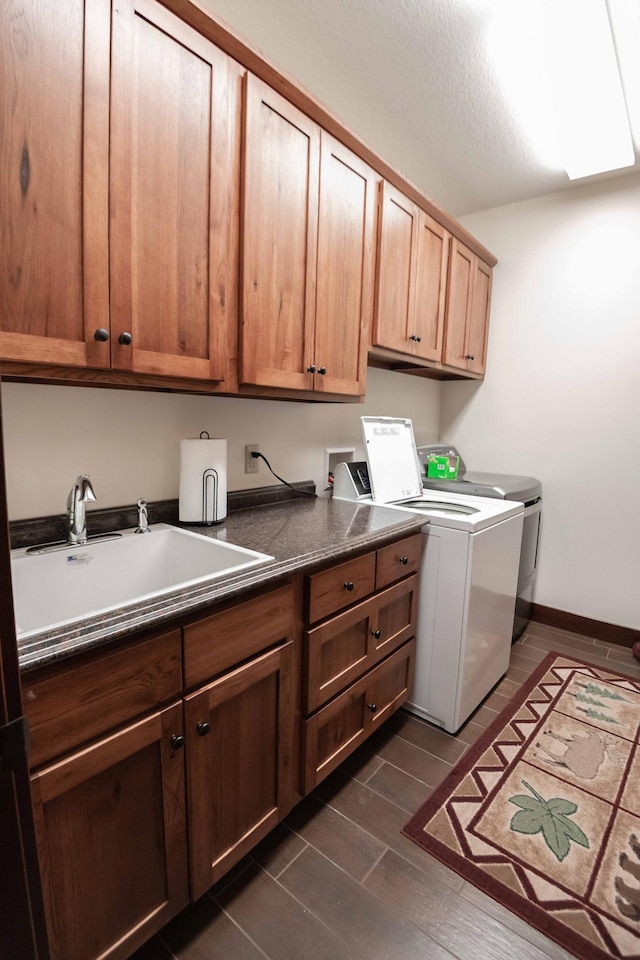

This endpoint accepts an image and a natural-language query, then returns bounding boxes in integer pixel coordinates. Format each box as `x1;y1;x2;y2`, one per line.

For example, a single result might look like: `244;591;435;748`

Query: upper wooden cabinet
1;0;238;385
240;75;376;396
372;182;449;363
1;0;495;392
0;0;111;369
442;238;492;376
109;0;239;382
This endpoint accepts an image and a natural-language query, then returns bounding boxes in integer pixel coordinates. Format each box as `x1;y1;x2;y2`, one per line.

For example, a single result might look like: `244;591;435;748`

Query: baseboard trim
530;603;640;648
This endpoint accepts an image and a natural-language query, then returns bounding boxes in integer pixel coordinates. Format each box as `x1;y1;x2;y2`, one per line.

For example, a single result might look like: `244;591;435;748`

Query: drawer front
304;597;375;714
302;638;415;793
376;533;423;590
305;551;376;624
23;628;183;769
183;583;294;688
304;575;418;713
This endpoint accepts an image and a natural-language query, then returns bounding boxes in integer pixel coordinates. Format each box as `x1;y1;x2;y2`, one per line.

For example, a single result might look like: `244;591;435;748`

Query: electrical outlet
245;444;259;474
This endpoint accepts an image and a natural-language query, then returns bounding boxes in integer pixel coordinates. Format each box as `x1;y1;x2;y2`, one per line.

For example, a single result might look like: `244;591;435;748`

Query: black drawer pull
399;556;409;565
371;629;381;639
367;703;377;713
196;721;211;737
170;734;185;750
343;580;354;592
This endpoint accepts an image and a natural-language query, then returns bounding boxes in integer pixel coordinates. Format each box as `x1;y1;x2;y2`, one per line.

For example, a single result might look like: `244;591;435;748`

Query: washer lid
361;416;423;504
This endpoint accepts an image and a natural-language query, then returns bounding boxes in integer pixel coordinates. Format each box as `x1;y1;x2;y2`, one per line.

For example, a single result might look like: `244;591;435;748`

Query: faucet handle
135;498;150;534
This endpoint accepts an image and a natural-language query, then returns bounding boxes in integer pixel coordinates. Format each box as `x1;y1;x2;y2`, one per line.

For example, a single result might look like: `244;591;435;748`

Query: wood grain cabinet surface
372;181;449;364
31;701;189;960
185;640;295;898
24;581;297;960
442;238;492;376
301;534;421;792
0;0;111;369
1;0;239;387
240;75;377;397
1;0;494;392
110;0;239;383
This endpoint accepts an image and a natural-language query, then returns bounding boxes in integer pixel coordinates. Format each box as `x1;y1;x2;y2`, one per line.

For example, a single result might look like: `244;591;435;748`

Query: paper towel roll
179;437;227;524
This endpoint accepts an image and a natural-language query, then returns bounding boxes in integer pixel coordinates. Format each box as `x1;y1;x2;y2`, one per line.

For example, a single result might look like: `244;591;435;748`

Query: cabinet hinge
0;717;30;773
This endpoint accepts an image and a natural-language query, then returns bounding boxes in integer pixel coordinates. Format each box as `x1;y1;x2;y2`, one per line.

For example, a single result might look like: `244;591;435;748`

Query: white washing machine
333;417;524;733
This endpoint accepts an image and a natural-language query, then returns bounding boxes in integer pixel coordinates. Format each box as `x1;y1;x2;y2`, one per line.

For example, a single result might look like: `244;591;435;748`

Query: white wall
442;172;640;630
0;368;439;520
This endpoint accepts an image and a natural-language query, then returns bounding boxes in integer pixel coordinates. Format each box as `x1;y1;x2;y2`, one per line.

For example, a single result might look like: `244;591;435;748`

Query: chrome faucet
66;475;97;545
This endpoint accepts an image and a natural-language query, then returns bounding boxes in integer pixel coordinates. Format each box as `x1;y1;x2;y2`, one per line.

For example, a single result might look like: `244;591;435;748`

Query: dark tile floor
131;623;640;960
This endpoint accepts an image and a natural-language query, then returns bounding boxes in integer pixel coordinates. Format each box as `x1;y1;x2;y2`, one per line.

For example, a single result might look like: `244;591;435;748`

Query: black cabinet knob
367;703;377;713
409;334;416;341
307;364;316;373
196;721;211;737
317;366;326;375
465;354;475;361
170;734;185;750
94;328;109;342
415;336;422;343
344;580;354;592
371;629;381;639
399;556;409;565
118;332;133;345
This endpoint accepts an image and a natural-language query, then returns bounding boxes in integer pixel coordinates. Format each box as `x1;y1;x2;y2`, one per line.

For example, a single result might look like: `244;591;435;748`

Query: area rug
403;652;640;960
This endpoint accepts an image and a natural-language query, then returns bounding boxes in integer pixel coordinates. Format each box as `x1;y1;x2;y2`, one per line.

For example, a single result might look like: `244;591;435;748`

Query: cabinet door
442;238;491;374
110;0;238;381
185;641;295;899
467;257;492;375
313;133;376;396
303;638;415;793
31;702;188;960
372;181;418;353
240;74;319;390
0;0;110;368
412;212;449;361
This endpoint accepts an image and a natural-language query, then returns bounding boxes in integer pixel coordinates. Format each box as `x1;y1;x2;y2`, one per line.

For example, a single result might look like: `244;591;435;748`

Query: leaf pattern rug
402;653;640;960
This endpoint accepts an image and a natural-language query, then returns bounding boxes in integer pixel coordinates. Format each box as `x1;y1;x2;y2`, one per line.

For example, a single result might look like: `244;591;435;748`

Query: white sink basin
11;524;273;639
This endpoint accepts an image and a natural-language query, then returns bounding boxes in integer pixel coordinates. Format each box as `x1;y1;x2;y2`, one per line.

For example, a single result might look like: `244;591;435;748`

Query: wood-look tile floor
131;623;640;960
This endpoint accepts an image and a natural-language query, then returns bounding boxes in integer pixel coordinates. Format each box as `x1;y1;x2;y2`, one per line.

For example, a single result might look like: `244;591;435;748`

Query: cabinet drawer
305;551;376;624
302;638;415;793
304;575;418;712
183;583;294;688
376;533;423;590
23;628;183;769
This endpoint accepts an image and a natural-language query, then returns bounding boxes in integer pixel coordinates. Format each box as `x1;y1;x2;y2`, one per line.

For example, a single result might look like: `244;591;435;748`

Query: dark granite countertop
15;494;425;673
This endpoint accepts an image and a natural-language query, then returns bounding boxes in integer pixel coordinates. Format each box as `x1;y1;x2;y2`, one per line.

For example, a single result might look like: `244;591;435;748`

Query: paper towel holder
199;432;220;525
201;467;221;524
179;432;228;526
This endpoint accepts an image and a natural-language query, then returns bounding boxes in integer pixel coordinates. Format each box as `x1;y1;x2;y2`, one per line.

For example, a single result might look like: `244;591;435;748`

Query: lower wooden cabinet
24;534;421;960
30;702;189;960
304;575;417;712
303;638;416;793
25;584;296;960
184;640;295;898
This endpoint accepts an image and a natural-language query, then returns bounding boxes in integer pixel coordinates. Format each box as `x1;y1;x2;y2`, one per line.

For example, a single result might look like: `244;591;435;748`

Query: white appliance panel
455;514;523;728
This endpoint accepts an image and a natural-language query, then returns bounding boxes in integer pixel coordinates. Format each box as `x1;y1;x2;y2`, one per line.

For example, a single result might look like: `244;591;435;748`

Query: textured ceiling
201;0;640;217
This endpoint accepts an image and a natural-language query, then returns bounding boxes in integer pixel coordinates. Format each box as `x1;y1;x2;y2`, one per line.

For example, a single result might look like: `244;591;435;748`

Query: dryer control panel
332;462;371;501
